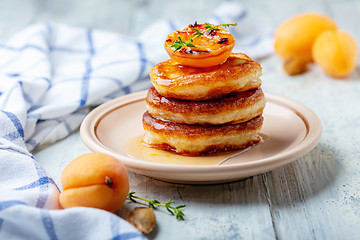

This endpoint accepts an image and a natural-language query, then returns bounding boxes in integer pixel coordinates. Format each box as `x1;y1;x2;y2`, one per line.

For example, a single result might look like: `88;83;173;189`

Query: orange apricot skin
59;152;129;212
274;13;337;63
165;24;235;68
167;50;232;68
312;30;358;78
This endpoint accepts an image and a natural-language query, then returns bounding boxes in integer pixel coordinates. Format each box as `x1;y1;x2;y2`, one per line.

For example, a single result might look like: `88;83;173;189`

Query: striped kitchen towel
0;2;272;240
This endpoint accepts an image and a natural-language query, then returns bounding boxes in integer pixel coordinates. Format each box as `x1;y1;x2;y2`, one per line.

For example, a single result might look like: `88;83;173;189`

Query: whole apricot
312;29;358;78
274;13;337;63
59;152;129;212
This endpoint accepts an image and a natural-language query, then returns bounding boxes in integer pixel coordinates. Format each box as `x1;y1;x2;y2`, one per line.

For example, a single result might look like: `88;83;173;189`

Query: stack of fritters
142;53;266;156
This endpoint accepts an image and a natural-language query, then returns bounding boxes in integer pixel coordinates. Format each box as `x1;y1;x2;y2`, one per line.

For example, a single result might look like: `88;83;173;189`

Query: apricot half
274;13;337;63
59;152;129;212
165;23;235;68
312;29;358;78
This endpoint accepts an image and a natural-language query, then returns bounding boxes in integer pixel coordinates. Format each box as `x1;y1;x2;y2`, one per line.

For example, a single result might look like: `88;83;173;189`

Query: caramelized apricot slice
165;23;235;68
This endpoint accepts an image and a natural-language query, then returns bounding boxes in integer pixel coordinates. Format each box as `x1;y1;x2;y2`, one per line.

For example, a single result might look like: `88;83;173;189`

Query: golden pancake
150;53;262;101
142;111;263;156
146;87;266;125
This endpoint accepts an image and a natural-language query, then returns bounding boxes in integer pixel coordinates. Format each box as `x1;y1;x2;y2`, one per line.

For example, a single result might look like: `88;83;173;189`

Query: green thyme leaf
127;192;186;220
171;22;237;52
192;28;204;37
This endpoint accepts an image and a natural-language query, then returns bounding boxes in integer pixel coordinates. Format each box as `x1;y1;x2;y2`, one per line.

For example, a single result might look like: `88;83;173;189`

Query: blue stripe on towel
92;58;141;71
28;105;42;113
1;111;24;140
38;77;52;89
26;138;40;149
35;188;49;208
136;42;146;81
1;131;22;141
79;63;90;108
49;46;88;53
64;121;72;133
45;23;87;53
0;79;37;110
0;201;59;240
18;81;34;106
0;200;28;211
0;40;50;70
27;112;41;120
7;73;20;77
87;28;95;55
6;74;51;89
41;211;59;240
14;177;55;191
0;145;32;157
90;76;124;88
123;86;131;95
31;156;53;208
79;28;94;108
0;43;47;54
38;118;74;134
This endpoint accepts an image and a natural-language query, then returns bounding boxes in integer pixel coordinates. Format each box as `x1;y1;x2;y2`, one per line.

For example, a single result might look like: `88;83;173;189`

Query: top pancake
150;53;262;100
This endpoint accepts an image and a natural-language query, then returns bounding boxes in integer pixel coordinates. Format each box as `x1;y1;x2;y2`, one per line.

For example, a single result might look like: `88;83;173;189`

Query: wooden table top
2;0;359;239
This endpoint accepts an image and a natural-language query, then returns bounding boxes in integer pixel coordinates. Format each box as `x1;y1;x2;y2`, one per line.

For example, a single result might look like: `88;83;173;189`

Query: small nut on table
283;57;308;75
126;207;156;234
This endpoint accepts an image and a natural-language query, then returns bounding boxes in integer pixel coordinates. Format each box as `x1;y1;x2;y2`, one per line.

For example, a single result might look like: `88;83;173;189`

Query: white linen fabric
0;3;272;239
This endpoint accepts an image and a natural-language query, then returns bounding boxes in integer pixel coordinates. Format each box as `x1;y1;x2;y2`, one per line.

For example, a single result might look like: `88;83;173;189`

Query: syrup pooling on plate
124;135;265;166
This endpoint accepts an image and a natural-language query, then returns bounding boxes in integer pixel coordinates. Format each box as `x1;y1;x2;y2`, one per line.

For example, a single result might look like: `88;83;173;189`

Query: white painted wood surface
1;0;359;239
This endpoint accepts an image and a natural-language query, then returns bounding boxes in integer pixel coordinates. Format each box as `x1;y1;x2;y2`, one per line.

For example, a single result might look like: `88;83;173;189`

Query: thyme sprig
171;22;237;52
171;36;195;52
127;191;186;220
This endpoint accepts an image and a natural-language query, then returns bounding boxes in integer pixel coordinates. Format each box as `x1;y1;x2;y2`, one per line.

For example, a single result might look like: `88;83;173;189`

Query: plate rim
80;90;322;176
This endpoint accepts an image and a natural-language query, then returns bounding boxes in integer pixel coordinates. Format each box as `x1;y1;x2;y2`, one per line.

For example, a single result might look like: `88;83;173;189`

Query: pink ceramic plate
80;90;322;184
